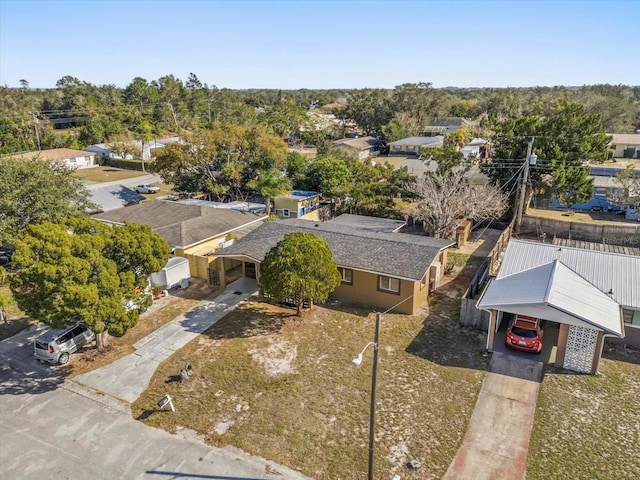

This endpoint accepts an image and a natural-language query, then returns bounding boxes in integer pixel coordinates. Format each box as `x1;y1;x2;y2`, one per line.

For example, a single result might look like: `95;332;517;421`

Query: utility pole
515;137;536;233
32;112;41;151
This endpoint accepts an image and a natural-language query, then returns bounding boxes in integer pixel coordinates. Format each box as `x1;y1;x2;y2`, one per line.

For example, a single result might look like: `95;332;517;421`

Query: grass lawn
72;166;148;183
132;288;489;480
528;347;640;479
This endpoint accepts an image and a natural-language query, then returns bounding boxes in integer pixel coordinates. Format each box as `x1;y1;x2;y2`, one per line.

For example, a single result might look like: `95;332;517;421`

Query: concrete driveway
443;352;543;480
75;279;257;403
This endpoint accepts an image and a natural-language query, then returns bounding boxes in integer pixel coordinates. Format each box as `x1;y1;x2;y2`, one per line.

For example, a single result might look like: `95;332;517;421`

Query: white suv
34;324;96;365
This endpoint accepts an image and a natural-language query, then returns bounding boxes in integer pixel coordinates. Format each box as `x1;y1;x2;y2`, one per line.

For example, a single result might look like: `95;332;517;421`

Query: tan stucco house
478;240;638;374
93;200;267;283
215;214;454;315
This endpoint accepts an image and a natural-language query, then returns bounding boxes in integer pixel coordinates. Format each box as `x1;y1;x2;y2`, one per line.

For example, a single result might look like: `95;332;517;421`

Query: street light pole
515;137;535;233
367;313;380;480
351;313;381;480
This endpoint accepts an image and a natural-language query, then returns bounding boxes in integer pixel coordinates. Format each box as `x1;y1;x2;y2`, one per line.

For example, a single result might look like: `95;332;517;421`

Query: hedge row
98;157;155;172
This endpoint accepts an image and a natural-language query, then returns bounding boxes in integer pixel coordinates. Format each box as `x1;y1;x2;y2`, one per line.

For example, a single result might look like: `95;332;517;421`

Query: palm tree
249;169;292;216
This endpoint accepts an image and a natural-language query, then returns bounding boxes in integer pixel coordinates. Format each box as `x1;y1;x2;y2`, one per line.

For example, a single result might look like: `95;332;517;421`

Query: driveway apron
443;352;543;480
75;286;254;403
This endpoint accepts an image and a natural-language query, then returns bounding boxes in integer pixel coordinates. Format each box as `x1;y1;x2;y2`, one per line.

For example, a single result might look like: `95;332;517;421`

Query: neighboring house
93;200;267;284
215;215;454;315
419;117;475;137
477;240;639;374
388;136;444;156
178;198;266;214
334;136;379;160
273;191;321;220
11;148;97;169
86;184;145;213
549;167;640;214
460;138;491;160
609;133;640;159
86;137;182;161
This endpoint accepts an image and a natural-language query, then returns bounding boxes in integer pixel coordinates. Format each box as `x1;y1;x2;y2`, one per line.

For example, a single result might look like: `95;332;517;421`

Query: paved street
84;173;162;190
0;360;311;480
0;279;311;480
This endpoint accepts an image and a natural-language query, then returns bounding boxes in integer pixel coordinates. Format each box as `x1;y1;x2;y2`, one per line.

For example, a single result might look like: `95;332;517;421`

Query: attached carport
478;259;625;374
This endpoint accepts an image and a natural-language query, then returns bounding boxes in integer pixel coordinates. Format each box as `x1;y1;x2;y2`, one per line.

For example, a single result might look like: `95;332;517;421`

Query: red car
505;315;544;353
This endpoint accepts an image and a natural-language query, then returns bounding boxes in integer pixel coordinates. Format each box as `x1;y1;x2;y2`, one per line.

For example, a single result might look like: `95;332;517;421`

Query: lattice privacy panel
563;325;598;373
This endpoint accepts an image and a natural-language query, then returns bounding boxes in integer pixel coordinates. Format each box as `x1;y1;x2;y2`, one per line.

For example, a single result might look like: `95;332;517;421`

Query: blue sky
1;0;638;89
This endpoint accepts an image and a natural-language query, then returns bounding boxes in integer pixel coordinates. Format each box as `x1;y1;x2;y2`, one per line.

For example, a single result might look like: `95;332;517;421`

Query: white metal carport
478;260;625;374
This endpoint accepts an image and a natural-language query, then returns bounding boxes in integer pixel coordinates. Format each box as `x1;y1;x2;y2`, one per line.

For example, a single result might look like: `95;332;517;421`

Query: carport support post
487;310;497;351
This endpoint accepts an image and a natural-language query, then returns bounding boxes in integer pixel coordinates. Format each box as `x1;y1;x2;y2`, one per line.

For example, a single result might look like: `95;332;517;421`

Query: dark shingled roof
217;219;453;281
93;200;266;248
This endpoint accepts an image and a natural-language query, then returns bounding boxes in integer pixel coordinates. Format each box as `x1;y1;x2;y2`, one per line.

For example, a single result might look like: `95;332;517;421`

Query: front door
245;262;256;279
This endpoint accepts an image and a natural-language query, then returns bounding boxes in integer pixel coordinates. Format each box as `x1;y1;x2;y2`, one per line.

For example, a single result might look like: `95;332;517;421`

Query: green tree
306;156;352;211
0;157;94;246
155;125;288;201
340;157;410;218
551;162;594;207
248;169;292;216
484;102;610;209
259;232;341;315
342;88;394;134
425;146;467;174
392;82;450;127
10;219;169;348
286;152;311;190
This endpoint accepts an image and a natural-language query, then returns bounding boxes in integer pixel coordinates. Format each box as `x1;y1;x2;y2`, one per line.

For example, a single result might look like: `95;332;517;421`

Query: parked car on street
34;323;96;365
135;184;160;194
505;315;544;353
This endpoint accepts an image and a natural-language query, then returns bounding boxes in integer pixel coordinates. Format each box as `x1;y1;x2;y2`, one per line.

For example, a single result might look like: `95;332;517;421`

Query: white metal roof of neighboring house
609;133;640;146
388;136;444;147
498;240;640;310
334;136;377;151
478;260;624;336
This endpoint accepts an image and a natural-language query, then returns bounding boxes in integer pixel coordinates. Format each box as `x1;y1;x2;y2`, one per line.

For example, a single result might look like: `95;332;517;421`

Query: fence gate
563;325;598;373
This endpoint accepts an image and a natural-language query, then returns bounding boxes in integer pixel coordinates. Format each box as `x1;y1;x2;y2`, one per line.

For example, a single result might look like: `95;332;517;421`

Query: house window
378;275;400;294
339;267;353;285
283;209;290;217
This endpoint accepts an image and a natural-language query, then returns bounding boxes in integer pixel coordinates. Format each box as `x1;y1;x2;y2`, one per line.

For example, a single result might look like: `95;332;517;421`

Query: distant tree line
1;75;638;154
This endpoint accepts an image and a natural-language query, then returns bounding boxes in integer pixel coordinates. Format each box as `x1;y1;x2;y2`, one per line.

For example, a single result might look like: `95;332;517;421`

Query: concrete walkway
443;352;544;480
75;279;257;403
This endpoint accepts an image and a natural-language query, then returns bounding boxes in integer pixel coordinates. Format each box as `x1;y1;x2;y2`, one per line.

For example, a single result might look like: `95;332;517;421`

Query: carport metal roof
478;260;624;337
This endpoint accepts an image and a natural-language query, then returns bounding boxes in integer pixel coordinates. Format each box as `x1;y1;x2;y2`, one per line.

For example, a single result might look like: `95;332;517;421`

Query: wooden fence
458;220;514;329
